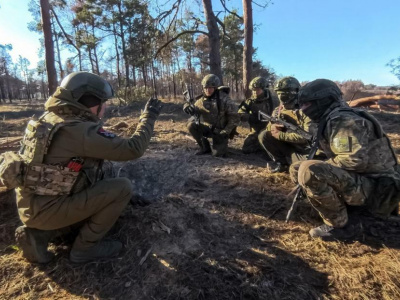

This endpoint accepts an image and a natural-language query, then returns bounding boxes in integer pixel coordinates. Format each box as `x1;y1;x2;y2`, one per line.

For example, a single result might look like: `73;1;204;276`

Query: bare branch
50;7;79;51
252;0;273;9
220;0;243;20
154;30;208;59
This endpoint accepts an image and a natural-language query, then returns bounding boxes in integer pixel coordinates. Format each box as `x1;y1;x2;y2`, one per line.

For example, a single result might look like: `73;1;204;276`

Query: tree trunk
40;0;58;95
242;0;253;98
202;0;223;83
5;68;12;102
117;1;130;88
52;16;64;79
112;22;121;88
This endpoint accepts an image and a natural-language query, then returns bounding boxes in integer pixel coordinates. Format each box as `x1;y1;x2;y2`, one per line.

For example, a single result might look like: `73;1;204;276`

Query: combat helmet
249;77;268;90
298;79;342;105
299;79;343;121
60;71;114;102
201;74;221;88
274;76;301;92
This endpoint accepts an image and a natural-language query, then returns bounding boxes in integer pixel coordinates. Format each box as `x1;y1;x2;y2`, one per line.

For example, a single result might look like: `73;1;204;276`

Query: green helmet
274;76;301;92
249;77;268;90
201;74;221;88
298;79;342;105
60;71;114;102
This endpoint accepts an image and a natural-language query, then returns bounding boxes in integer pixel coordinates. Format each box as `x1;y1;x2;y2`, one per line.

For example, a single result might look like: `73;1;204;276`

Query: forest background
1;0;400;104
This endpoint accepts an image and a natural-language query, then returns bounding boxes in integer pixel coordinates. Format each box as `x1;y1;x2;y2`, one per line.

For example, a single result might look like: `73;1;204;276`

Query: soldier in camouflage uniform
238;77;273;154
258;76;312;172
290;79;400;240
14;72;162;263
183;74;239;157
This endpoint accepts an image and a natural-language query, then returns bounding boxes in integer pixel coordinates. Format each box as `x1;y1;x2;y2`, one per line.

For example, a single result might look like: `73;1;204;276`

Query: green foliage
220;11;244;83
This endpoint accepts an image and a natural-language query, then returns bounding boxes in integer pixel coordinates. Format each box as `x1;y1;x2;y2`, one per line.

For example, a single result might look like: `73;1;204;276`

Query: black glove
144;98;163;116
248;113;259;124
183;104;195;115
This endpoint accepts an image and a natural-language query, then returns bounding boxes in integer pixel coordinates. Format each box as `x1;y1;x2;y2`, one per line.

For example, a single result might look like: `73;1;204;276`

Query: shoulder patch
332;136;352;153
97;128;116;138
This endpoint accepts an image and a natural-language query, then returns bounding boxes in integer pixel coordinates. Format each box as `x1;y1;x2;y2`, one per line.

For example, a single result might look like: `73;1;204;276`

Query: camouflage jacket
320;106;398;175
193;88;239;134
16;87;157;223
238;90;273;132
266;105;312;145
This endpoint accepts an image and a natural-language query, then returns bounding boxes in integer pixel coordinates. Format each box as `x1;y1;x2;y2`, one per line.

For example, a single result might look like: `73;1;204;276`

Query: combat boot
309;223;358;241
196;138;211;155
15;226;55;264
69;240;122;263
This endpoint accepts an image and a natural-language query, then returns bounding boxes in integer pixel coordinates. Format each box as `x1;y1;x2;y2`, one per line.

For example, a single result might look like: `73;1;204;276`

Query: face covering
301;97;335;121
278;91;298;109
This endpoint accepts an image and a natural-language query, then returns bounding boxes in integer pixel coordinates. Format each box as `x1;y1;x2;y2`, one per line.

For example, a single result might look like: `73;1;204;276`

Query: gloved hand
271;124;284;139
219;130;229;139
144;98;163;116
183;104;195;115
212;128;228;138
248;113;258;124
212;127;221;135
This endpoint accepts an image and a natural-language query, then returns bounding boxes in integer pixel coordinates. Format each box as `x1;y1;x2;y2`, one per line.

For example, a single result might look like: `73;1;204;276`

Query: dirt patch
1;99;400;299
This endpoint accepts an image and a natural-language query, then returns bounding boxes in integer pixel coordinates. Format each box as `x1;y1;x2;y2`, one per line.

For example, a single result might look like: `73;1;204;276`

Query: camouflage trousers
242;131;263;154
290;160;374;227
19;177;132;249
187;121;229;157
258;130;309;164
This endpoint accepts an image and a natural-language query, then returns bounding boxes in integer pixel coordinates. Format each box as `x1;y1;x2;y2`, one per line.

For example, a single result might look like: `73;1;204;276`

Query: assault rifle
183;83;200;125
258;111;313;141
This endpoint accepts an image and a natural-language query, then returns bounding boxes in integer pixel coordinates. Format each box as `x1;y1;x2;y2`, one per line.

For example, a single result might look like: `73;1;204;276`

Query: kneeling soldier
12;72;162;263
183;74;239;157
259;76;312;172
238;76;273;154
291;79;400;240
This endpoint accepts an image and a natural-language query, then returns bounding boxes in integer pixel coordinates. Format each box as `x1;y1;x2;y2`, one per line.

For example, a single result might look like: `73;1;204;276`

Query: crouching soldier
291;79;400;240
259;76;312;173
238;76;273;154
6;72;162;263
183;74;239;157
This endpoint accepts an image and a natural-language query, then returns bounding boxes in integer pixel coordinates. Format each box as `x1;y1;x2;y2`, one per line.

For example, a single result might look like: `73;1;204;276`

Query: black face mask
301;97;335;121
278;91;298;109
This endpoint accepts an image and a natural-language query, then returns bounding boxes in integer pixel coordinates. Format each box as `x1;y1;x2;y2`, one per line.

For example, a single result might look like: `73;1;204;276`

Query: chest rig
19;111;86;196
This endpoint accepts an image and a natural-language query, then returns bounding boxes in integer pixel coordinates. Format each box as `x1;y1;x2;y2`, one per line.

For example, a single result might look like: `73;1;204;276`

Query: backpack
0;151;25;190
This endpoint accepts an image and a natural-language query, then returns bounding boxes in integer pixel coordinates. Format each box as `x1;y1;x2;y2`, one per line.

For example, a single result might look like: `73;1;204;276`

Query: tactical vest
19;112;85;196
322;107;398;174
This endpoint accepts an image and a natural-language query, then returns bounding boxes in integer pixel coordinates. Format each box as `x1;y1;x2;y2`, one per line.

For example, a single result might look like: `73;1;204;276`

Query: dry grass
1;99;400;299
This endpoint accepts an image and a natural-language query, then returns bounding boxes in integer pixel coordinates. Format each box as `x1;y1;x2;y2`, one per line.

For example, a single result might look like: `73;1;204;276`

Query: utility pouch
0;151;25;189
24;163;80;196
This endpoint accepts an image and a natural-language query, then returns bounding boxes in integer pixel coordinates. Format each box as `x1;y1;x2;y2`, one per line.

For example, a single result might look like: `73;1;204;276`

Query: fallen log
348;95;400;108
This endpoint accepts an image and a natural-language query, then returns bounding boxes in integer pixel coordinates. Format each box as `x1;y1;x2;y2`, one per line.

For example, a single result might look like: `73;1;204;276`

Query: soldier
13;72;162;263
183;74;239;157
291;79;400;240
258;76;312;172
238;76;273;154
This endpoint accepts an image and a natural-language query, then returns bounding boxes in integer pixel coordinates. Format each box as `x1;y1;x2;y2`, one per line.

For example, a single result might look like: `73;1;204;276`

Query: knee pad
298;160;327;187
